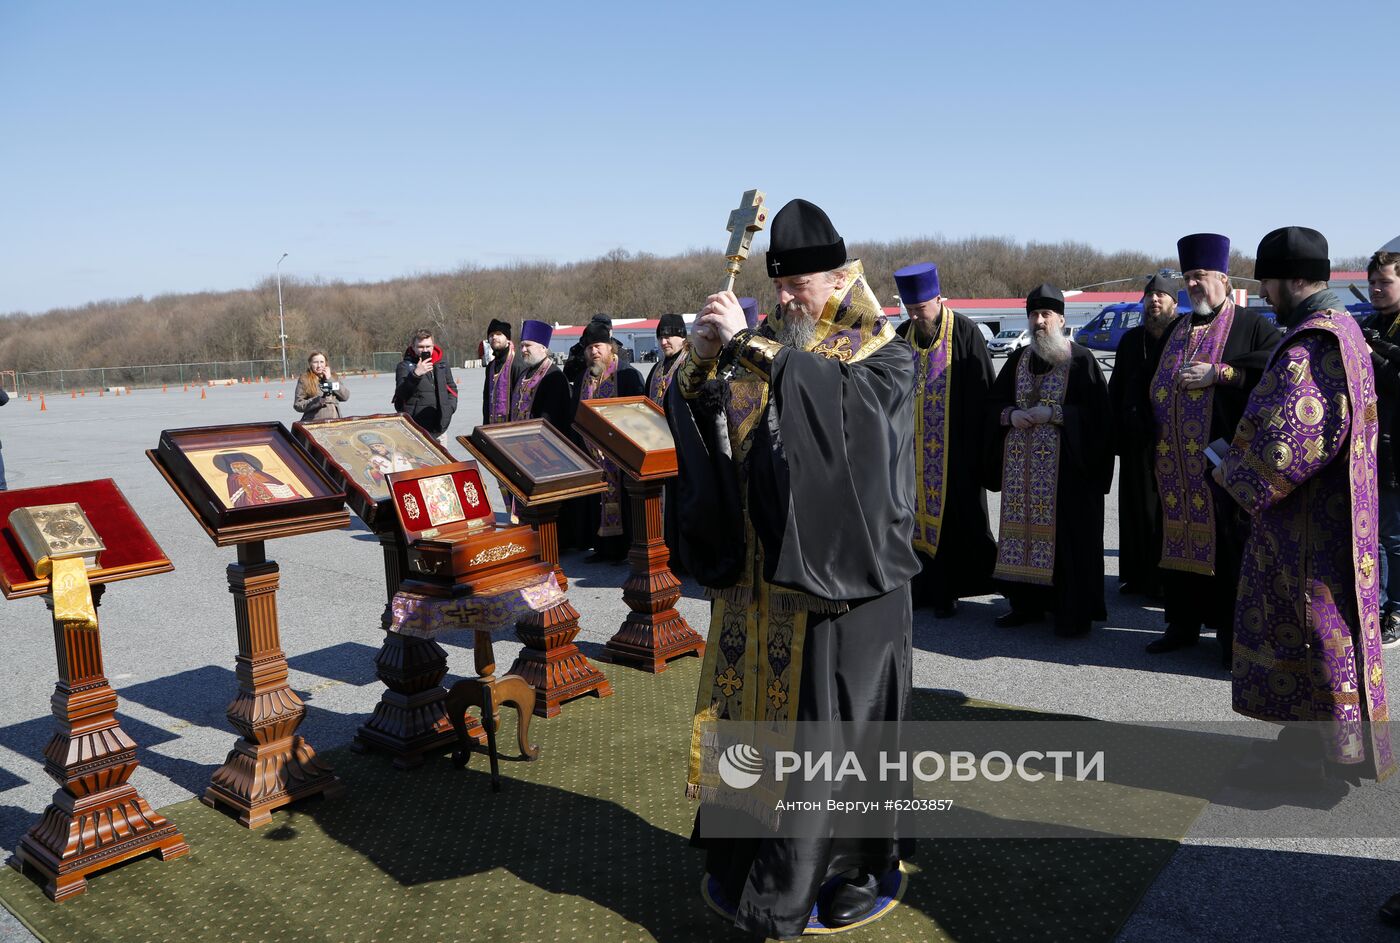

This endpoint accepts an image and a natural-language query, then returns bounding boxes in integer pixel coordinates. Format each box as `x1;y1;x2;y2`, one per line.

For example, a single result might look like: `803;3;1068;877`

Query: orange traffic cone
183;383;188;393
263;390;269;400
39;394;46;412
70;390;76;399
99;389;104;397
26;392;32;402
276;391;284;399
79;389;85;397
200;387;207;400
162;384;168;393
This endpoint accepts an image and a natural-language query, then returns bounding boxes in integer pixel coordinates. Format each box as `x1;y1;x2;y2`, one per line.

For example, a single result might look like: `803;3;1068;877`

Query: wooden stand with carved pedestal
15;587;190;901
290;414;487;768
460;426;614;714
1;479;189;902
351;530;483;766
201;540;344;827
574;397;705;674
604;476;704;672
148;423;355;828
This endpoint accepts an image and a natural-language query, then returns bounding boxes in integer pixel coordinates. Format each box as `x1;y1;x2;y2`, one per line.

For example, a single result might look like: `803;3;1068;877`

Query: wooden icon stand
1;480;189;902
461;422;614;715
292;414;482;768
575;397;705;672
149;422;351;827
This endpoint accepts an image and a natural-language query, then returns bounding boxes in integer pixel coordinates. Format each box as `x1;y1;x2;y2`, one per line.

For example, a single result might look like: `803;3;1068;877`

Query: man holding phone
393;328;458;437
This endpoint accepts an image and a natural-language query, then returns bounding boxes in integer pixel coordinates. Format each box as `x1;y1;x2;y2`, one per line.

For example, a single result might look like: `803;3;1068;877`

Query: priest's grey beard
520;348;546;368
776;302;819;350
1030;326;1071;365
1190;298;1214;316
588;359;608;377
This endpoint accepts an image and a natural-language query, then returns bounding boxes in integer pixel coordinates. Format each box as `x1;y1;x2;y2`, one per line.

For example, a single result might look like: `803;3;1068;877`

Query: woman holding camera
294;351;349;421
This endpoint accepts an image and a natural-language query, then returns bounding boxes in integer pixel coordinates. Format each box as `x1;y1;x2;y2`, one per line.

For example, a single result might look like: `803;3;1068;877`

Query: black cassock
667;338;920;939
896;315;997;608
1107;323;1172;594
647;352;686;571
1155;307;1279;638
567;363;644;556
985;344;1114;633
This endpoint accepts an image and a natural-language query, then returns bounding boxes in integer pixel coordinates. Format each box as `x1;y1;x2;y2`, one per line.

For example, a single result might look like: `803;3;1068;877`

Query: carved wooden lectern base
352;532;484;767
509;594;613;717
604;478;704;672
10;586;189;902
446;628;541;763
201;541;343;828
515;502;569;592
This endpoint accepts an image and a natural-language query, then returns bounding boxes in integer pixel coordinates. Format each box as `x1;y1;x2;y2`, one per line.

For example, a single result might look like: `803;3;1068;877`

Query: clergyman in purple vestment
1217;228;1391;785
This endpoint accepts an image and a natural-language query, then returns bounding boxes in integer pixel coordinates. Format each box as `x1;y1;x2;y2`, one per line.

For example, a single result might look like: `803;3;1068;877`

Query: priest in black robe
480;318;524;425
1144;234;1281;662
669;199;918;938
570;319;644;561
986;284;1114;636
647;312;697;573
893;262;996;616
511;320;572;431
1106;274;1179;598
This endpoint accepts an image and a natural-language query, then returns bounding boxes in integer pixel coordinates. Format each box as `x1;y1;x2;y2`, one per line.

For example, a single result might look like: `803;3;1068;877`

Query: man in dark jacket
393;329;458;437
1361;249;1400;647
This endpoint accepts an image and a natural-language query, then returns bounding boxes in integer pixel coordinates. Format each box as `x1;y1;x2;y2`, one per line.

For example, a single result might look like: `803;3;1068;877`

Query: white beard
521;350;546;369
775;301;819;350
1030;327;1071;365
588;359;608;377
1190;296;1214;316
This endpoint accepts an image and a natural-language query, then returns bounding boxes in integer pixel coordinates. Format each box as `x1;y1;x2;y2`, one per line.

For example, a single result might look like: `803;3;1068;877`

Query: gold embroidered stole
993;352;1070;586
687;265;894;818
911;310;954;557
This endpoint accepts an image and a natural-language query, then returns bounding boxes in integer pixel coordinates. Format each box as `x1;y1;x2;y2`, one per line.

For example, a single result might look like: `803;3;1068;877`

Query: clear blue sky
2;0;1394;314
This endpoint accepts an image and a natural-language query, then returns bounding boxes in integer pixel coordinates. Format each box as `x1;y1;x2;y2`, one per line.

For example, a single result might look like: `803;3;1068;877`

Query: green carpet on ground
1;660;1187;943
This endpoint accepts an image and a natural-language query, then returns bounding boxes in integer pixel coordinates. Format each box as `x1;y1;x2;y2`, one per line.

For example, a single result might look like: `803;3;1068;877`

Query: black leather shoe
933;601;959;619
1379;891;1400;925
820;873;879;928
1145;627;1199;654
995;610;1041;628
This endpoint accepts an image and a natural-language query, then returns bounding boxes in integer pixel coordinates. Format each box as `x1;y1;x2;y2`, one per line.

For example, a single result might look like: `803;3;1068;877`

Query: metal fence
12;354;417;394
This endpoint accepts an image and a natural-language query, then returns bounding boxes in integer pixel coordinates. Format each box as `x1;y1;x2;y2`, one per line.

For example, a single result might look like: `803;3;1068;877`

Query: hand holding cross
722;189;768;293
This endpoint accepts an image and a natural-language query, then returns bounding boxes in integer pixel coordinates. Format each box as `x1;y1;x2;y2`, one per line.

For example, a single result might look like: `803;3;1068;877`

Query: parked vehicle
976;323;995;344
987;328;1029;356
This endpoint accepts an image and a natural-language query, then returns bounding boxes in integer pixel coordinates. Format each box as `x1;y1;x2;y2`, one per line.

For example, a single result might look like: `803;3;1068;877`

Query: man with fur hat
571;316;644;562
481;317;522;425
1215;227;1390;793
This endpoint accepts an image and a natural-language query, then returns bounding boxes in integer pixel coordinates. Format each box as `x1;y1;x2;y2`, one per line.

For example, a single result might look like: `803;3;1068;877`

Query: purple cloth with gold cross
910;310;954;557
1150;300;1235;575
993;351;1070;585
1222;303;1392;775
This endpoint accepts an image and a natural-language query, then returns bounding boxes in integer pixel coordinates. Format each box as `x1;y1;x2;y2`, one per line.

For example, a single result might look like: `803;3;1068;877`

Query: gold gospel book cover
8;503;105;572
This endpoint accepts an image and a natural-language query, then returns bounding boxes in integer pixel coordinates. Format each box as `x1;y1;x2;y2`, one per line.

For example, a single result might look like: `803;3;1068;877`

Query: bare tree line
0;235;1332;375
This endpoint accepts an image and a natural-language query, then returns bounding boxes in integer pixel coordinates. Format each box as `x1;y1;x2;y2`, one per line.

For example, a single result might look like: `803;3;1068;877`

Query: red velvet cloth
0;479;166;591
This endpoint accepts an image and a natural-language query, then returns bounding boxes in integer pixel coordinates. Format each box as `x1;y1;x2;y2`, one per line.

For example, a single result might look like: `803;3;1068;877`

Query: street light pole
276;252;289;381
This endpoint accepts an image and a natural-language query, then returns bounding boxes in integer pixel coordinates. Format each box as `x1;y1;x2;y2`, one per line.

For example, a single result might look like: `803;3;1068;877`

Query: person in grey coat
293;351;350;422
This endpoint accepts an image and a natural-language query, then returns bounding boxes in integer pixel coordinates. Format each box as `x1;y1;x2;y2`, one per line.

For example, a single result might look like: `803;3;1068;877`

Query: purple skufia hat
1177;233;1231;273
893;262;941;305
738;297;760;329
519;319;553;346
